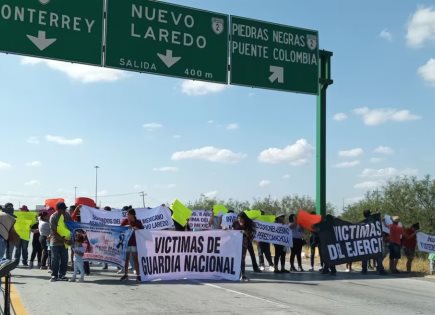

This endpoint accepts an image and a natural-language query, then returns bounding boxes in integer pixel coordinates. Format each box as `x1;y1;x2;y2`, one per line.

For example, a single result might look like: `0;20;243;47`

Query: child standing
70;232;86;282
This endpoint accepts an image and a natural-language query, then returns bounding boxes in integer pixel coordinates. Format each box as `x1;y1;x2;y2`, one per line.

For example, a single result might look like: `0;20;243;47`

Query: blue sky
1;0;435;211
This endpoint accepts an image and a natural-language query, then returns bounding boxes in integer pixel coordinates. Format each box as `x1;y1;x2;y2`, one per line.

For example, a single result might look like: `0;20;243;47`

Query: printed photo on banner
136;230;242;282
66;222;133;267
79;205;174;230
417;232;435;253
316;214;384;266
188;210;213;230
253;220;292;247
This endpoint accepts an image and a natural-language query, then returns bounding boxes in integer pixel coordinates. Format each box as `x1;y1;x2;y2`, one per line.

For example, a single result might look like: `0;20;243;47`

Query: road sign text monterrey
230;16;319;94
0;0;104;65
105;0;228;84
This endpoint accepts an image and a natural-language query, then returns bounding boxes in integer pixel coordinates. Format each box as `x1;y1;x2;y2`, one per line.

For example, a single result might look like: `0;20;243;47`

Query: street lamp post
95;166;99;205
74;186;78;202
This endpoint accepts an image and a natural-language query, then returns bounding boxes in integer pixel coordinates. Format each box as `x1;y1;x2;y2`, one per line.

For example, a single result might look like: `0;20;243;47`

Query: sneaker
308;268;314;272
268;266;275;272
29;262;34;269
298;266;305;272
120;275;128;281
77;278;85;282
346;268;350;272
259;265;265;271
50;276;58;282
253;268;263;273
69;278;76;282
59;276;68;281
240;275;249;282
281;269;290;273
40;266;48;270
290;267;297;272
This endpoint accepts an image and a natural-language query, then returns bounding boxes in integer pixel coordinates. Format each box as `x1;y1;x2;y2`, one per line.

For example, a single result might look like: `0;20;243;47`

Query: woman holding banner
232;212;256;281
273;214;290;274
289;214;304;272
120;208;143;282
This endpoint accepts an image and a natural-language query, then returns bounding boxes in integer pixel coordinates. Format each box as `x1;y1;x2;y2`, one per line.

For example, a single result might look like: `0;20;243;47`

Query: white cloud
21;57;127;83
172;146;246;164
379;29;393;42
338;148;364;158
25;161;41;167
181;81;226;96
173;135;182;139
334;160;360;168
406;7;435;48
258;139;314;166
282;174;290;179
370;157;385;164
153;167;179;172
27;136;40;144
259;180;271;187
226;123;239;130
360;167;418;179
45;135;83;145
353;107;421;126
333;113;348;121
354;181;382;190
418;58;435;86
203;191;218;198
374;146;394;155
0;161;12;171
25;180;40;186
142;123;163;131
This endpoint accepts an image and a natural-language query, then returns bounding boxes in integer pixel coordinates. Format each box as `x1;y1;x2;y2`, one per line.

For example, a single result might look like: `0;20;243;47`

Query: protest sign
254;221;292;247
171;200;192;227
221;213;237;229
213;204;228;216
66;222;133;267
136;230;242;281
80;205;174;230
316;214;384;266
417;232;435;253
188;210;213;230
14;212;37;241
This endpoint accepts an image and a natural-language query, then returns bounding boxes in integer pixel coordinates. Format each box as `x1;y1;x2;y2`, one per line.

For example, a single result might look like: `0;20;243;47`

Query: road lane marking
10;283;29;315
190;280;290;309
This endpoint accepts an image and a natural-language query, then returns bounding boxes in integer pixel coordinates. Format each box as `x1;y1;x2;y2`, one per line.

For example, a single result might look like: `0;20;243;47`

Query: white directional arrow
157;50;182;68
27;31;56;51
269;66;284;84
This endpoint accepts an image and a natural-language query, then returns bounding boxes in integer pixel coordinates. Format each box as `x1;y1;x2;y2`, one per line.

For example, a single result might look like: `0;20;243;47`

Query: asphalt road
9;261;435;315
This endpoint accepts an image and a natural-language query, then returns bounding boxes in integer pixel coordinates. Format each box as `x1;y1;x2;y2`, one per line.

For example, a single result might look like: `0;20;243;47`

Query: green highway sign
105;0;228;84
230;16;319;94
0;0;104;66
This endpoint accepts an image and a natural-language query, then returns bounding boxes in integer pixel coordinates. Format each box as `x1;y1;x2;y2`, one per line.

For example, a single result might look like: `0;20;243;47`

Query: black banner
316;214;383;266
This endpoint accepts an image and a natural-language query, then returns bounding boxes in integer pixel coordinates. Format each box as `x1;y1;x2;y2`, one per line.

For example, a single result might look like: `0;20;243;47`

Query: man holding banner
120;208;143;282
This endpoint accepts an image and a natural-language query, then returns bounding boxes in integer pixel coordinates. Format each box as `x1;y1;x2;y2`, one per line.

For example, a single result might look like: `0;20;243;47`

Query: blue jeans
14;239;29;265
72;255;85;280
51;245;68;278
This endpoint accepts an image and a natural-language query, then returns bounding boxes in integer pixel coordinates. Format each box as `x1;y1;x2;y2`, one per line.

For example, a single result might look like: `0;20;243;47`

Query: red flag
297;210;321;231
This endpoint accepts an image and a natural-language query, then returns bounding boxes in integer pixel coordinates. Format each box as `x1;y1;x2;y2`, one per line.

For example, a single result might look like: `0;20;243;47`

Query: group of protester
0;201;433;283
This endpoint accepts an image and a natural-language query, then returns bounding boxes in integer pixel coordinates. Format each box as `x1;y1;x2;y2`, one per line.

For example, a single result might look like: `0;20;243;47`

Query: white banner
188;210;213;230
254;221;293;247
417;232;435;253
136;230;242;281
80;205;174;230
221;213;237;229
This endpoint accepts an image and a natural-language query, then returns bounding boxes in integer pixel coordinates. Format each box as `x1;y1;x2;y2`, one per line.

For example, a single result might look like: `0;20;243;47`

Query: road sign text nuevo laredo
0;0;104;65
105;0;228;84
230;16;319;94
